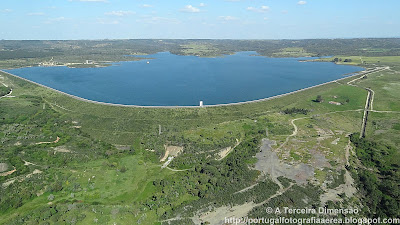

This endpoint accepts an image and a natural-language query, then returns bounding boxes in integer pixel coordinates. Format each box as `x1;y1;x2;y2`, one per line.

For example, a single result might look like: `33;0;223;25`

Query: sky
0;0;399;40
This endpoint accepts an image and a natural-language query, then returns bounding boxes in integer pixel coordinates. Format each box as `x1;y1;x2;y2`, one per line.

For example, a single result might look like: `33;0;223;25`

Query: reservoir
5;52;363;106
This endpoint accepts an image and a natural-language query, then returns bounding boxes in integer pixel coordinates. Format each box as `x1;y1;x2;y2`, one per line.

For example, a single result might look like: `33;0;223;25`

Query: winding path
273;66;388;150
274;109;364;152
274;116;308;151
164;167;192;172
35;136;60;145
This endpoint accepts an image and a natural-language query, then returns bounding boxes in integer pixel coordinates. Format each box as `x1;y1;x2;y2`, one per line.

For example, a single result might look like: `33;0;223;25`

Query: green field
314;55;400;67
272;47;314;57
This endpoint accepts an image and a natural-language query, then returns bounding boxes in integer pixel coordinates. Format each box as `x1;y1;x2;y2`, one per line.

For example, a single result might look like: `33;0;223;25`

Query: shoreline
1;67;384;109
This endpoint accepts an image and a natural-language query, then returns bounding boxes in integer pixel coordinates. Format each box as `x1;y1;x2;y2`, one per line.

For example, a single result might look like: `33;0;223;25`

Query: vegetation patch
350;133;400;217
393;123;400;130
283;107;309;115
0;85;11;96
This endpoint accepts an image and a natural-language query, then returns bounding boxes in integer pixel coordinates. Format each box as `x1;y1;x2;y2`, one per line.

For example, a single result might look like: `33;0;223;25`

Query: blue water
6;52;363;106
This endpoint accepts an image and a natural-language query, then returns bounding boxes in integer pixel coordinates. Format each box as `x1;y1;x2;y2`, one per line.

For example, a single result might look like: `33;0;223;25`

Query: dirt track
346;67;389;138
36;136;60;145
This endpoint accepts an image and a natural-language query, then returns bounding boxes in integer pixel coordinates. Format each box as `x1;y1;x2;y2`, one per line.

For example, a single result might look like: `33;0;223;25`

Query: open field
272;47;314;57
313;55;400;67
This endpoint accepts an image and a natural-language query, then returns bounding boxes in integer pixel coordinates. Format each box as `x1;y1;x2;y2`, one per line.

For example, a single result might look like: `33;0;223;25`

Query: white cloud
219;16;238;21
281;10;288;14
1;9;12;13
97;18;120;24
105;11;134;16
247;6;270;13
44;17;68;24
180;5;200;13
57;17;68;22
28;12;45;16
199;3;206;7
52;17;67;21
297;1;307;5
141;4;153;8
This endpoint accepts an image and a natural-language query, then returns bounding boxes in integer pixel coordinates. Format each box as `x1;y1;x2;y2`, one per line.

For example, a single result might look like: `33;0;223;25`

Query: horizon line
1;37;400;41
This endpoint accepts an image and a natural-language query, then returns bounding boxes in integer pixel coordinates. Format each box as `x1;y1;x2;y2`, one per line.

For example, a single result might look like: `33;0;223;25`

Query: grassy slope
4;74;365;146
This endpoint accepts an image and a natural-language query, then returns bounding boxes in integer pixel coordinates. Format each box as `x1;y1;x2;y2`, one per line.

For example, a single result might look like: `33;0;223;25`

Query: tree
315;95;323;103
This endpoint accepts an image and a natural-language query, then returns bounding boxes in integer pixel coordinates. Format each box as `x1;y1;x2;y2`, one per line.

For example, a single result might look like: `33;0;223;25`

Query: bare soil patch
331;138;340;145
114;145;131;151
320;170;357;205
309;148;330;168
160;145;183;162
24;160;36;166
315;127;334;141
53;146;72;153
217;139;240;160
255;138;314;185
192;202;255;225
0;168;16;177
2;169;42;188
0;163;8;173
192;183;294;225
